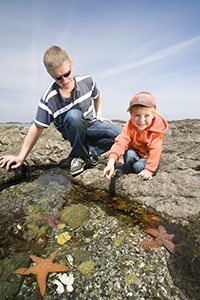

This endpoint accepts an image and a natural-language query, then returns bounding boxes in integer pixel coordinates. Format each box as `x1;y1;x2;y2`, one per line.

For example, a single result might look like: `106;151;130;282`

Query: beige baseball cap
127;92;157;112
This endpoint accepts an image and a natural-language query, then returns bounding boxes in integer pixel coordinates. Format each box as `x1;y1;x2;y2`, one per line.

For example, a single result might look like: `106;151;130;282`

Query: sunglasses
54;70;71;81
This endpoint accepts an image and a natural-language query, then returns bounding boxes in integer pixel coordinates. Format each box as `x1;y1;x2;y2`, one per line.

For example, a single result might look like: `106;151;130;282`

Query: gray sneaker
59;156;73;168
86;155;99;167
70;158;86;175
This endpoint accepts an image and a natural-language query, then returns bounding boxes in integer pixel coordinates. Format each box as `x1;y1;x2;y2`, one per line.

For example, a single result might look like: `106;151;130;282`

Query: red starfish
139;225;175;253
36;210;65;228
14;251;69;297
157;225;175;253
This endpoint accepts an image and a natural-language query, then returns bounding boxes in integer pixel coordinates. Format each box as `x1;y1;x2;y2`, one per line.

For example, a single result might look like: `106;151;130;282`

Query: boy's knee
133;158;147;174
124;149;139;163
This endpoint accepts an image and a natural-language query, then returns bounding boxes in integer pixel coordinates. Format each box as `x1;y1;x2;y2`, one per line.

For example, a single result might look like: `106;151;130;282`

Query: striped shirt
34;75;100;133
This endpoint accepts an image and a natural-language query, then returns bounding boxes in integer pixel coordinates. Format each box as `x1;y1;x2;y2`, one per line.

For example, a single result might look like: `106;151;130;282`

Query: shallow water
0;123;32;127
0;169;200;299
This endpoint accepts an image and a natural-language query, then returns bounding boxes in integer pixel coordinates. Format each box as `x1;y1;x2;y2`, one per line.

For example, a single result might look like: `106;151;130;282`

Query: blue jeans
62;109;123;158
121;149;147;174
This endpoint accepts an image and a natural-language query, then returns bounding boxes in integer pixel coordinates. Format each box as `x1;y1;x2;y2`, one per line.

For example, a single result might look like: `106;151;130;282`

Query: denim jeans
62;109;123;158
121;148;147;174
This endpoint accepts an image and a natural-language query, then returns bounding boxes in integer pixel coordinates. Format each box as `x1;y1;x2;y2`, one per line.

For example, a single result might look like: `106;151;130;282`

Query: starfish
36;210;65;228
8;208;26;220
139;225;175;253
14;251;69;297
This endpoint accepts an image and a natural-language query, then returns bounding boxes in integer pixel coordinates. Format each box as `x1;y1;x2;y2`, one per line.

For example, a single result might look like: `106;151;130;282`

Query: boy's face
130;106;155;130
49;60;75;92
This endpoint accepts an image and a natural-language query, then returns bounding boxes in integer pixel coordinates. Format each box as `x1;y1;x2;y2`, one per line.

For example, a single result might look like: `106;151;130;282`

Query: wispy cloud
102;36;200;76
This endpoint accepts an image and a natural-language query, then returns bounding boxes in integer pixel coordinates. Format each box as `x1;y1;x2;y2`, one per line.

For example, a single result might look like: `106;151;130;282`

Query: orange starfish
139;225;175;253
14;251;69;297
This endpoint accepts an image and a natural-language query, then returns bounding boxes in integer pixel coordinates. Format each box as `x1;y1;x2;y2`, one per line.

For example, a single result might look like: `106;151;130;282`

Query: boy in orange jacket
103;92;168;180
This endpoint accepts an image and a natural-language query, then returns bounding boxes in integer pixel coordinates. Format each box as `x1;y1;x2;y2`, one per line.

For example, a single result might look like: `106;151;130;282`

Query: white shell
67;283;74;292
66;253;74;267
53;279;65;294
58;273;74;292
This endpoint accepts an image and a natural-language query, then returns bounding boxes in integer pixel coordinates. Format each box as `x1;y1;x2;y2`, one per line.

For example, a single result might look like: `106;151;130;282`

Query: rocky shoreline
0;119;200;220
1;119;200;299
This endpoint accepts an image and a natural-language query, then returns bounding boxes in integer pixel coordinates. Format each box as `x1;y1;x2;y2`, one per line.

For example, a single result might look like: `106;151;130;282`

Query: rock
60;204;90;227
77;260;96;275
114;236;124;246
71;119;200;220
0;124;71;172
0;164;28;186
0;252;31;300
57;232;71;244
125;273;138;286
168;244;200;299
74;250;91;268
0;210;15;228
72;167;200;219
0;119;200;220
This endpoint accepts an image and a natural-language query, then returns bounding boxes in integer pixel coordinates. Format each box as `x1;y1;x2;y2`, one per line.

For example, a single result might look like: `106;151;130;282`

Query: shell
53;279;65;294
57;273;74;292
66;253;74;267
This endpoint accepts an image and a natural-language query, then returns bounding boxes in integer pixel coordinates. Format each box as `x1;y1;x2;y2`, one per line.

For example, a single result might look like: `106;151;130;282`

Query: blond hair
43;46;71;72
130;104;156;115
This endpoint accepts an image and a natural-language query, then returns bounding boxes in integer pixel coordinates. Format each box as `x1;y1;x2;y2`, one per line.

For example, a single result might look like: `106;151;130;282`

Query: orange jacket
109;113;168;174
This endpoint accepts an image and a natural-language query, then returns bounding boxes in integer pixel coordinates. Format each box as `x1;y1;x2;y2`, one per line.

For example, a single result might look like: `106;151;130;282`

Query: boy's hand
0;155;23;170
138;169;152;180
103;158;115;180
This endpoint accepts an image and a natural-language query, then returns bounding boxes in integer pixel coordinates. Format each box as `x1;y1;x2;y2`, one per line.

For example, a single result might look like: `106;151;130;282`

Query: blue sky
0;0;200;122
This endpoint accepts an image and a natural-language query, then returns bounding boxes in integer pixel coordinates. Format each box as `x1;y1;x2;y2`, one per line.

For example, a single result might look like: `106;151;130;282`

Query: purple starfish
36;210;65;228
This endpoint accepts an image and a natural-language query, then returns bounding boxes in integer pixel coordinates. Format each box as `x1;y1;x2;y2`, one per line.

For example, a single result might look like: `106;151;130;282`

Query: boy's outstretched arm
0;124;43;170
103;158;115;180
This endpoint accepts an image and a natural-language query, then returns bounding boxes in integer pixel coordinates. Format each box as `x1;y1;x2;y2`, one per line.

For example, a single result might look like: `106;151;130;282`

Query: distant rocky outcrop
0;120;200;220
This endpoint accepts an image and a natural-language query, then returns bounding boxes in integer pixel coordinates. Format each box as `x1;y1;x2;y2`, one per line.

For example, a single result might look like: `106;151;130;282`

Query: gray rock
0;164;28;186
0;124;71;171
71;119;200;220
73;167;200;219
0;252;31;300
1;119;200;220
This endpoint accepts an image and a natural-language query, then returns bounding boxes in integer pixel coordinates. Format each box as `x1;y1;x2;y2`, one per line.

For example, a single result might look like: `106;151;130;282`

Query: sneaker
86;155;99;167
70;158;86;175
59;156;73;168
